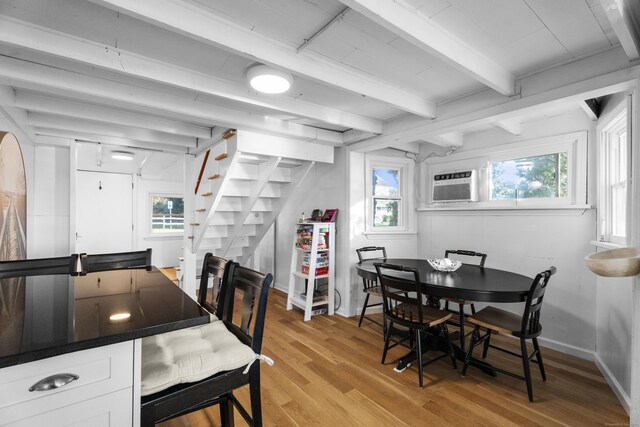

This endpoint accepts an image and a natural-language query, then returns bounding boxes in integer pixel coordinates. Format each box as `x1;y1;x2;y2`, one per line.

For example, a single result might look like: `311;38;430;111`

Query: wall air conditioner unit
432;170;478;202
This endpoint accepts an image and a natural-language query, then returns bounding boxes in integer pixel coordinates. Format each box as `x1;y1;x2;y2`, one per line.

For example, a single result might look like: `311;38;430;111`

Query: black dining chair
0;254;84;278
356;246;387;328
461;266;556;402
442;249;487;350
81;248;152;273
375;262;457;387
140;258;273;426
197;252;232;318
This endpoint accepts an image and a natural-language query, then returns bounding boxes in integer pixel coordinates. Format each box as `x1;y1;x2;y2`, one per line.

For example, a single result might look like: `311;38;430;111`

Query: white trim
418;205;592;212
536;336;594;361
365;154;414;234
422;131;588;210
589;240;626;250
594;353;632;415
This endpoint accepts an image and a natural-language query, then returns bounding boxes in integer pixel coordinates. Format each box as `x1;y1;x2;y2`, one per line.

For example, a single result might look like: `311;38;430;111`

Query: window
423;131;586;210
490;152;568;201
372;167;401;227
150;195;184;234
365;155;413;233
600;109;628;244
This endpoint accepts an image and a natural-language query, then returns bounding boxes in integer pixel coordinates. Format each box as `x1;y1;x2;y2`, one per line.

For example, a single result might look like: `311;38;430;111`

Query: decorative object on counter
585;247;640;277
299;212;305;223
311;209;323;222
0;132;27;262
428;258;462;272
321;208;338;222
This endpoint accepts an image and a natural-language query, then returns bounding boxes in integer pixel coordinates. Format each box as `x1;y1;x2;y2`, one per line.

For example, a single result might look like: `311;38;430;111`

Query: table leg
394;329;497;377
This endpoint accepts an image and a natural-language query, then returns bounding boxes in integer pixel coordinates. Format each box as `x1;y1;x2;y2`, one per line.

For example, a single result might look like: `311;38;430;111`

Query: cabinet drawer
5;387;132;427
0;341;133;425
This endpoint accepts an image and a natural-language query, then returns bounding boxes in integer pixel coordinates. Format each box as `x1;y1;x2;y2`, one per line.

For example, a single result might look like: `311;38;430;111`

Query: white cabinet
287;222;335;321
0;341;136;426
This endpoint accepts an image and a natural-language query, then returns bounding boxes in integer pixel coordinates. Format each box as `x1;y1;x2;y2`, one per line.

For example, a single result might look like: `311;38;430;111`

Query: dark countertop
0;268;209;368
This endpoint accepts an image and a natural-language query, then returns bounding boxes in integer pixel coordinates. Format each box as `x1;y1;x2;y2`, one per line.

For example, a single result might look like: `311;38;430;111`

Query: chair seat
365;286;383;296
441;296;475;305
141;320;256;396
466;306;522;335
393;304;451;327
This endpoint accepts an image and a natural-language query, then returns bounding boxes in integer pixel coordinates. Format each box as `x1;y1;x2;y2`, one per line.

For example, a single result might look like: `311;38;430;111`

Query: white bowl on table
427;258;462;272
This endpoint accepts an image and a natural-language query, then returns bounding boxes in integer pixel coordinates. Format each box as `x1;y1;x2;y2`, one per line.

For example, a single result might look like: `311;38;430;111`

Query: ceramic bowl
585;247;640;277
427;258;462;272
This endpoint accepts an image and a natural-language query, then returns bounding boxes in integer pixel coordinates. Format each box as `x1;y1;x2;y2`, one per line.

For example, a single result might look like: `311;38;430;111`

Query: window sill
589;241;627;250
144;234;184;240
363;231;417;236
417;204;592;212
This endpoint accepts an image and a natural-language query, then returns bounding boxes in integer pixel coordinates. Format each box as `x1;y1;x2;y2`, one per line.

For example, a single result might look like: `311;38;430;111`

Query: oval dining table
355;258;534;375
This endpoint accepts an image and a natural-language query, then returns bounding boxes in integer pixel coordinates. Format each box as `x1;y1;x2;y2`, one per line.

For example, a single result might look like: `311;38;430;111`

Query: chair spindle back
374;263;424;327
520;266;556;336
197;253;234;317
444;249;487;267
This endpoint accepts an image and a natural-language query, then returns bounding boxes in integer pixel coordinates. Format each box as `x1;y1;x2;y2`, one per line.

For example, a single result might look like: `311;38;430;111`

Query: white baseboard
594;353;631;415
536;336;595;361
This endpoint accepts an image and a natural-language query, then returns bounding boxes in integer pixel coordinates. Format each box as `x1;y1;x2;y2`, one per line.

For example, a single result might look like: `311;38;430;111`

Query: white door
76;171;133;254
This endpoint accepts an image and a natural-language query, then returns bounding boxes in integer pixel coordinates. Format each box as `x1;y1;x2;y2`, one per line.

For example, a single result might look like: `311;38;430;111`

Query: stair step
201;192;213;197
196;208;206;212
214;153;228;161
208;174;221;180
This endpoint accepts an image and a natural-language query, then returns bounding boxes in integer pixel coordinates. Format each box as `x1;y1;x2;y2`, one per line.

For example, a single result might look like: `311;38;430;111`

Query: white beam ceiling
0;16;382;135
13;92;212;139
88;0;437;118
339;0;515;96
601;0;640;60
495;118;522;135
350;54;639;152
27;112;197;147
0;56;345;146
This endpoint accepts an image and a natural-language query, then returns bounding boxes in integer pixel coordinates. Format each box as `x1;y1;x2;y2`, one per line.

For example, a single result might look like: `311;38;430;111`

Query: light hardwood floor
160;288;629;426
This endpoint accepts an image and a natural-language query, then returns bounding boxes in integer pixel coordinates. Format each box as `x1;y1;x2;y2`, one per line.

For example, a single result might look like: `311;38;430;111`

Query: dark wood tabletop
356;258;533;303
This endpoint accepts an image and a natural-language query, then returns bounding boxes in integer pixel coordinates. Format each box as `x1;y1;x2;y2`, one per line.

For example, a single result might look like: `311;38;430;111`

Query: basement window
150;194;184;234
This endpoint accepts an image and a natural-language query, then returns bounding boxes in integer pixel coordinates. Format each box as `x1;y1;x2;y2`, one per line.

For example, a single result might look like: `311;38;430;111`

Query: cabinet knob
29;373;79;392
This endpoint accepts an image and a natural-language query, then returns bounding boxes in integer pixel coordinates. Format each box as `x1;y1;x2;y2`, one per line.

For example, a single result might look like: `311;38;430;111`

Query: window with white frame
365;155;412;232
424;131;586;209
150;194;184;234
599;109;628;244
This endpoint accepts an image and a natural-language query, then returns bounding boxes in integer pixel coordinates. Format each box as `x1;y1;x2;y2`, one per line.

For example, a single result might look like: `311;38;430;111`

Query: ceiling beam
425;132;463;147
33;127;189;154
601;0;640;60
495;118;522;135
340;0;515;95
14;91;212;139
0;16;382;134
89;0;436;118
0;56;344;145
350;56;639;152
27;112;197;147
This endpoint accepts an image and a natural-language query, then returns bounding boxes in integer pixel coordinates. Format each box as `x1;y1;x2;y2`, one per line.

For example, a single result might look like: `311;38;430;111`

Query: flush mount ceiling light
246;64;293;94
111;150;135;161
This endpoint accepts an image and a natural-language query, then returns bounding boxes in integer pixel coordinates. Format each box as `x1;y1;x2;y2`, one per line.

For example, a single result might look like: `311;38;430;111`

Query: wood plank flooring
159;289;629;427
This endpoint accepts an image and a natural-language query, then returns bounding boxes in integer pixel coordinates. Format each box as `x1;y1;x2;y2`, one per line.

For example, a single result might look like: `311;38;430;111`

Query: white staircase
188;130;333;267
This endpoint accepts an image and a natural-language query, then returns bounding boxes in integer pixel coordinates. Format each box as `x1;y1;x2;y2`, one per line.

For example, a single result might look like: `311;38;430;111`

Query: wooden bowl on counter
585;247;640;277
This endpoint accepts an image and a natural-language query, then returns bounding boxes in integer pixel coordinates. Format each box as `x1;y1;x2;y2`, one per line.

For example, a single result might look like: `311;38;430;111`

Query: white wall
348;149;418;317
274;147;349;315
32;145;70;257
417;109;598;356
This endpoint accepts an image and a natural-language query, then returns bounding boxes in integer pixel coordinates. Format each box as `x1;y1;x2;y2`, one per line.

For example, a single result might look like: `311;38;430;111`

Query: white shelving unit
287;222;335;321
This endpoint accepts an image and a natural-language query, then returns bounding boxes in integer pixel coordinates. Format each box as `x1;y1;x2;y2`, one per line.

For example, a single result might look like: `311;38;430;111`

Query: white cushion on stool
141;321;256;396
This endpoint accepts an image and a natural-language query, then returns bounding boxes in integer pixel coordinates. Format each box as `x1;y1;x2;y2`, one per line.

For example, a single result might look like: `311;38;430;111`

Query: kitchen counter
0;268;209;369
